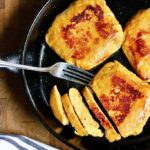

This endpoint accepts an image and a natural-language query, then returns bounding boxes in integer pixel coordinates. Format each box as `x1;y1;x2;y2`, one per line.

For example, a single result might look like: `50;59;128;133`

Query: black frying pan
1;0;150;149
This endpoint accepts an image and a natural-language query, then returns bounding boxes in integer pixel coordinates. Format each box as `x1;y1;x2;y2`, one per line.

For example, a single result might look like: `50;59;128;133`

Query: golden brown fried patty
69;88;103;137
122;9;150;81
90;61;150;138
82;87;121;142
46;0;124;70
49;85;69;125
62;94;88;136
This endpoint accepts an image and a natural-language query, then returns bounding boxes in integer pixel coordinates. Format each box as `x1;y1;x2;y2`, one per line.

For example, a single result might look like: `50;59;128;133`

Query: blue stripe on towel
0;137;27;150
0;134;59;150
16;135;48;150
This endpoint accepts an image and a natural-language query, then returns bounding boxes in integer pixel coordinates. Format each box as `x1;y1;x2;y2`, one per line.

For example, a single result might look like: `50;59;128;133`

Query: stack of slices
46;0;150;143
49;61;150;142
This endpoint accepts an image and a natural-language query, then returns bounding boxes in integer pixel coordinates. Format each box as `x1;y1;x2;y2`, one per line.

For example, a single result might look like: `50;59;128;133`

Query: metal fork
0;60;94;85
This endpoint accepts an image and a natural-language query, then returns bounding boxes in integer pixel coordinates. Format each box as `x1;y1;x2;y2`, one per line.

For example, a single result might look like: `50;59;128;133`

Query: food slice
46;0;124;70
122;8;150;81
49;85;69;125
62;94;88;136
90;61;150;138
69;88;103;137
82;86;121;142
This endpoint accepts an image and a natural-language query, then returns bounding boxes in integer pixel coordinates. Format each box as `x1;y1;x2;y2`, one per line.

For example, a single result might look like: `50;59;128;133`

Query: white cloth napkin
0;134;59;150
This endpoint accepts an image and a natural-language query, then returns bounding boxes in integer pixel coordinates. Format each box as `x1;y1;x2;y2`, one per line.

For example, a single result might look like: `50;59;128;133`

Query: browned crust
82;86;121;142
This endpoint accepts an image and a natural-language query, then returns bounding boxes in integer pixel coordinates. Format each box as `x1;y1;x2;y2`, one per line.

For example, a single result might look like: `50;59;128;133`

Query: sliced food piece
69;88;103;137
62;94;88;136
49;85;69;125
122;9;150;81
46;0;124;70
82;86;121;142
90;61;150;138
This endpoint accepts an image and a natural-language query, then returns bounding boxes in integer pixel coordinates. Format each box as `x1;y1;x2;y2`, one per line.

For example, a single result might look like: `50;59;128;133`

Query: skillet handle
0;50;22;73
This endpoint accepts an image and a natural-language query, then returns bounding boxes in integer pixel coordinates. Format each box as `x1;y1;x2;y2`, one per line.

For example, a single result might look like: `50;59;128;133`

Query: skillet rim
21;0;79;149
20;0;150;149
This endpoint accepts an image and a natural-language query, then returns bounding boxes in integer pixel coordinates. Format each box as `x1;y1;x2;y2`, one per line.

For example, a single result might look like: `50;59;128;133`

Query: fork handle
0;59;49;73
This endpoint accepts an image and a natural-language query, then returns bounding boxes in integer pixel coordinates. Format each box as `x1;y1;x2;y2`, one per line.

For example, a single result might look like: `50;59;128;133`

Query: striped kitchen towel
0;134;59;150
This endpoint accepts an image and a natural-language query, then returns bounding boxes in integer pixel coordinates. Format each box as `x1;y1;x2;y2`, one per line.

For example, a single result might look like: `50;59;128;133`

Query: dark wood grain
0;0;4;9
0;0;71;149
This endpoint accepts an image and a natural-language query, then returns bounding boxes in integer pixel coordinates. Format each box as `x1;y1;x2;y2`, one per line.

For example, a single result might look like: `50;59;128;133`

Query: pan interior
23;0;150;149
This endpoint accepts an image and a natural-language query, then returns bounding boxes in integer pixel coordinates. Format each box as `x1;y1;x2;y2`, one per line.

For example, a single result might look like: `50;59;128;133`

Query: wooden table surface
0;0;71;149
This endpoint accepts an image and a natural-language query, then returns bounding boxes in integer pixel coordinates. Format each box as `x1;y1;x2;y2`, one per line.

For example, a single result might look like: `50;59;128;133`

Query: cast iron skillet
1;0;150;149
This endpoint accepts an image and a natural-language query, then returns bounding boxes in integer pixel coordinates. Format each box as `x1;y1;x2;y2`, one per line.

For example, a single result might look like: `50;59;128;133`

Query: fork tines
63;65;94;85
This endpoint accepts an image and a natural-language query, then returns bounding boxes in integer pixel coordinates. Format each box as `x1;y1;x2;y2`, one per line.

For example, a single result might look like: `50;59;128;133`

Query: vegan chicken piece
49;85;69;125
46;0;124;70
90;61;150;138
82;86;121;142
62;94;88;136
122;9;150;81
69;88;103;137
